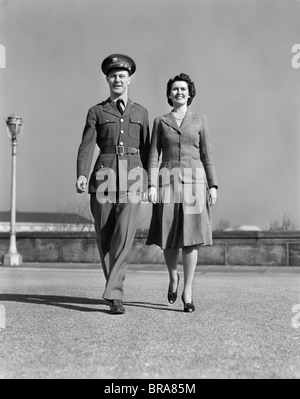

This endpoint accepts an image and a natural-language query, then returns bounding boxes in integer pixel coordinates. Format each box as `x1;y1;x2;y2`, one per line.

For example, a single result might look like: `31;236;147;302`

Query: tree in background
215;218;231;231
269;214;297;231
55;200;94;232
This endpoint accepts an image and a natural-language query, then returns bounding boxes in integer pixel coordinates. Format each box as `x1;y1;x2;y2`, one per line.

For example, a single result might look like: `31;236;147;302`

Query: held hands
209;187;217;206
76;175;88;193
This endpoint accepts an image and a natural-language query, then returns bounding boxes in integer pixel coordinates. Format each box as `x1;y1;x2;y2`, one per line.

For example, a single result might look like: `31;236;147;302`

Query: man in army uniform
76;54;150;314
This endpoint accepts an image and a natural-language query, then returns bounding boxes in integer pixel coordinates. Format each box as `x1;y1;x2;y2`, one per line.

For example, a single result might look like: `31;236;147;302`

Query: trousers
90;193;141;300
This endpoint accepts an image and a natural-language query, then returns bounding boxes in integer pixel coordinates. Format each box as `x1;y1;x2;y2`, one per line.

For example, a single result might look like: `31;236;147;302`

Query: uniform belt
101;146;139;156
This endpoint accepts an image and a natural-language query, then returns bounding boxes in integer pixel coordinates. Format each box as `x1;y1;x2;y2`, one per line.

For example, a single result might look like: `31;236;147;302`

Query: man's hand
209;187;217;206
76;175;88;193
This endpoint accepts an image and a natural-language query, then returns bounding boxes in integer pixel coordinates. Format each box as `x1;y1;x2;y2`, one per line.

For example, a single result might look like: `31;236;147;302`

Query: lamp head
5;114;23;141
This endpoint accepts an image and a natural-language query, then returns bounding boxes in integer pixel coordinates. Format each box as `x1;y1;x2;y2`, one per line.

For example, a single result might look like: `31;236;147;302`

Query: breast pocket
97;118;117;141
129;116;142;142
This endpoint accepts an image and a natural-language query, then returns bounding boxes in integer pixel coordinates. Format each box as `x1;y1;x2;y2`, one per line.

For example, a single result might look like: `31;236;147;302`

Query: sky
0;0;300;230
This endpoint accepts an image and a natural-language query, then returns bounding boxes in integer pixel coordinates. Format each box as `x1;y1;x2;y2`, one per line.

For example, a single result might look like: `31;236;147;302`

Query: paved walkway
0;264;300;379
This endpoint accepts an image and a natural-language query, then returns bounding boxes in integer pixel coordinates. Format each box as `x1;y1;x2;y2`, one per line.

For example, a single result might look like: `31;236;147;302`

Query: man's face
106;69;131;98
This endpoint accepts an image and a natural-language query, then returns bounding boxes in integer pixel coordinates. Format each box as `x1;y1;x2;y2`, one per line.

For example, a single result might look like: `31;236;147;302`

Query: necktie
116;99;125;115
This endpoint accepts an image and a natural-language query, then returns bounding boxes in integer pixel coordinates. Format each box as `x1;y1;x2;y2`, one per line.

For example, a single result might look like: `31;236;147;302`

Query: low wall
0;230;300;266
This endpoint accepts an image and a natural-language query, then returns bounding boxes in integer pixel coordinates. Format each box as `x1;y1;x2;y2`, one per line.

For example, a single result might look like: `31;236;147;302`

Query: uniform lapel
122;99;138;117
102;98;120;117
102;98;138;118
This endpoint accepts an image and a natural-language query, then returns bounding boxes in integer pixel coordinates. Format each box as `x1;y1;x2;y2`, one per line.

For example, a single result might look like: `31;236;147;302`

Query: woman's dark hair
166;73;196;106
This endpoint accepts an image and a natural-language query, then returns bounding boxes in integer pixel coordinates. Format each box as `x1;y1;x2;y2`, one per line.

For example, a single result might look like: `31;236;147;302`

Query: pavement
0;263;300;379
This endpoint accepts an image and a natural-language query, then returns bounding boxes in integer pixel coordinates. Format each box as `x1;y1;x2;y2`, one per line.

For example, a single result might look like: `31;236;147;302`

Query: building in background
0;211;94;232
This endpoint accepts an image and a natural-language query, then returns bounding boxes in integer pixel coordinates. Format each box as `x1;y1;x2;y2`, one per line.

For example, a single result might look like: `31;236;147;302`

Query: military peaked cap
101;54;136;76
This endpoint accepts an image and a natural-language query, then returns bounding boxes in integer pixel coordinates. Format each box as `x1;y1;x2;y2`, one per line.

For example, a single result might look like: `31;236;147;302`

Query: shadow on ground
0;294;182;313
0;294;111;313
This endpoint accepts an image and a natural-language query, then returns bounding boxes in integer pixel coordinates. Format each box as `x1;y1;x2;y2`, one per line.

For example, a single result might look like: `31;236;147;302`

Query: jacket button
120;119;124;122
120;142;124;145
120;130;124;134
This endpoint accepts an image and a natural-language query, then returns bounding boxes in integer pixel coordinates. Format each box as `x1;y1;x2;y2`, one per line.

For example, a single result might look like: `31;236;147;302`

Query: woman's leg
182;245;198;303
164;248;180;292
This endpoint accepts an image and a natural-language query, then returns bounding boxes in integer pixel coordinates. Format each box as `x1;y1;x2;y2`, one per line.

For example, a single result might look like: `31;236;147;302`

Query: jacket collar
162;110;196;133
102;97;138;117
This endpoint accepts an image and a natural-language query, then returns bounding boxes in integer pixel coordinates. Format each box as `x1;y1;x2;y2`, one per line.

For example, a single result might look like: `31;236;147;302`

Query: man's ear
128;76;132;85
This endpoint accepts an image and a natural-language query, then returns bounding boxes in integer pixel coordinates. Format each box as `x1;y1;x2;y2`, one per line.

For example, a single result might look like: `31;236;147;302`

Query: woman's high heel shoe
181;294;195;313
168;273;180;304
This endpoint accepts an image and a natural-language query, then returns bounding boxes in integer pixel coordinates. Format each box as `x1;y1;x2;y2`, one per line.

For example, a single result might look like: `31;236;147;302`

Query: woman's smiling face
170;80;189;107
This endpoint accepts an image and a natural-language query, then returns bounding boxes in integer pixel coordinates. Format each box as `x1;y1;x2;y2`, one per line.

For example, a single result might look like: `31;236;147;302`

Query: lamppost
2;114;24;266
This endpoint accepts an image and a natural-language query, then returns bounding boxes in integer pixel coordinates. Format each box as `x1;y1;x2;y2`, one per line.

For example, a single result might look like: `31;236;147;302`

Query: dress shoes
181;294;195;313
109;299;125;315
168;273;180;304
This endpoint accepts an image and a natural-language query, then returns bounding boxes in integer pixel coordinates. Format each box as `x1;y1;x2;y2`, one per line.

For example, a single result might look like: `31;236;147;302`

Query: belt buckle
116;145;125;156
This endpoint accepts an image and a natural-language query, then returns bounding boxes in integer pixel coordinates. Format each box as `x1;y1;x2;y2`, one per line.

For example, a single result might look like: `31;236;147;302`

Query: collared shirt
111;96;128;109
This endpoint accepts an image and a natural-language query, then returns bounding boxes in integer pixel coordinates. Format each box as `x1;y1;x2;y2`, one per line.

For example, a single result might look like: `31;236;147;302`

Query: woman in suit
147;73;218;313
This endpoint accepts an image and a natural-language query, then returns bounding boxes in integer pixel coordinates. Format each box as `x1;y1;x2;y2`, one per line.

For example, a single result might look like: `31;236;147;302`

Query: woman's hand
209;187;217;206
148;186;158;204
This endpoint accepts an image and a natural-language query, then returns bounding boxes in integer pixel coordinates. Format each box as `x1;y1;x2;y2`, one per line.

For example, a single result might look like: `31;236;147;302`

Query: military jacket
77;98;150;196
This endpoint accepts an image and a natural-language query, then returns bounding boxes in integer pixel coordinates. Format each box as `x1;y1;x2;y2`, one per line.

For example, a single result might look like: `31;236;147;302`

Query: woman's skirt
146;182;213;249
